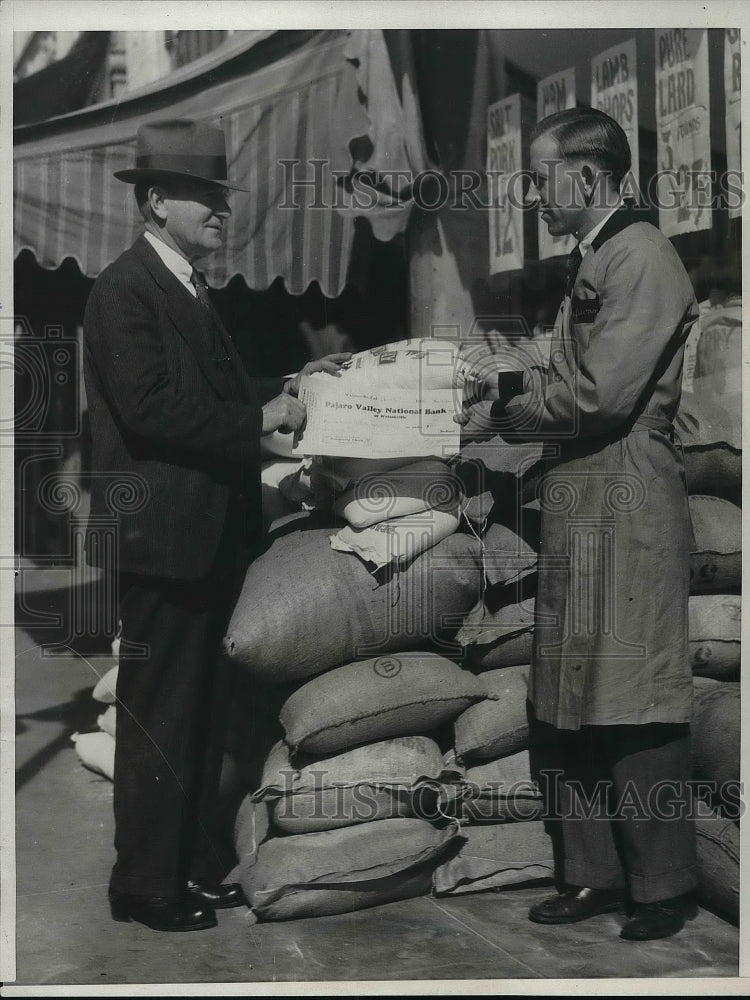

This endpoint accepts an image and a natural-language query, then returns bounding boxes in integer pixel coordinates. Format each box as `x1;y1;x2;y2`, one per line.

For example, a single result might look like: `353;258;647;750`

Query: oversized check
291;340;466;459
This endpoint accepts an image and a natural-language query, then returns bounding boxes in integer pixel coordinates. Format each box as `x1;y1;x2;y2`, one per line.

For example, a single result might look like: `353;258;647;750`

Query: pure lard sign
537;67;577;260
591;39;640;188
724;29;741;220
655;28;712;237
487;94;523;274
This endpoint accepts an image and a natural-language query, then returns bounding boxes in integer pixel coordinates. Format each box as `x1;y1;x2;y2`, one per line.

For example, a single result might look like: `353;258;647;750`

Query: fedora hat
114;118;250;190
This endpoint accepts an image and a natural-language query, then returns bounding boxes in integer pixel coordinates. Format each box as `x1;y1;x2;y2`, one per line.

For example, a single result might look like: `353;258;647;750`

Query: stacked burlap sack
233;654;489;921
225;391;567;917
225;335;560;919
229;648;564;921
433;662;556;896
224;517;492;921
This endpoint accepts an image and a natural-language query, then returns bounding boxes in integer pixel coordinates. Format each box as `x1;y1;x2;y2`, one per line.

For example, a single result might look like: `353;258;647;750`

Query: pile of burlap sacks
73;324;740;927
223;326;740;925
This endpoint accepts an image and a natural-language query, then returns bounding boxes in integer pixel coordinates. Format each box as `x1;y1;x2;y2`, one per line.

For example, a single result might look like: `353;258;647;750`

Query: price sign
488;94;523;273
655;29;712;236
591;39;640;191
537;67;577;259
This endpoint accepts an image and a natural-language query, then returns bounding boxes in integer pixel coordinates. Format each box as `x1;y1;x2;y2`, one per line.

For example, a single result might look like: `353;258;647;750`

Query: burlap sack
457;596;536;670
238;817;465;921
691;677;740;806
695;806;739;924
280;653;487;755
225;529;483;682
433;820;554;896
454;664;531;763
688;495;741;592
461;750;543;822
330;507;460;571
71;730;115;781
482;519;539;588
689;594;741;677
253;737;454;833
97;704;117;739
693;299;742;397
334;458;461;529
675;389;741;501
459;594;742;677
92;664;119;704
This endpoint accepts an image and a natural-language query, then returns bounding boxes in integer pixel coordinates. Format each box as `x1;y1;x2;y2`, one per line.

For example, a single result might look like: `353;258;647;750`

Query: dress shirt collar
144;231;195;293
578;198;624;257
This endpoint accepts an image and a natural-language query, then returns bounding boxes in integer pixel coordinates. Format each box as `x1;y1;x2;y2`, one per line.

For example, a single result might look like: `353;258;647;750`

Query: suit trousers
530;717;699;903
110;519;248;898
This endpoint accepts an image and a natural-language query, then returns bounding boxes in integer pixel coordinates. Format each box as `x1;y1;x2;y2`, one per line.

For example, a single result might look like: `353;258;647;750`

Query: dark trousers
530;718;699;904
110;529;247;898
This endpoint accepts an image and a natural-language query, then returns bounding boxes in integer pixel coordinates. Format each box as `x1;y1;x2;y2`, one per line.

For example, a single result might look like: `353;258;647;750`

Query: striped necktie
190;268;212;310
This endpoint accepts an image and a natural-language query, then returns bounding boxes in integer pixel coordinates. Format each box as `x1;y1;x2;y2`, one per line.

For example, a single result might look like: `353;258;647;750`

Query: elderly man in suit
464;107;700;941
83;119;348;931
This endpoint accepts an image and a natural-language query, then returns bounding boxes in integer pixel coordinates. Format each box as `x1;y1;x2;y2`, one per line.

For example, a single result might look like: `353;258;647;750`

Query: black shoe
620;894;698;941
529;886;626;924
185;879;245;909
109;890;217;931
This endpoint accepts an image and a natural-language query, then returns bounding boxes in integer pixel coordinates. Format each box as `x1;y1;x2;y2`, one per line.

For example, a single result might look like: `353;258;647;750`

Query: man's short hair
531;107;632;188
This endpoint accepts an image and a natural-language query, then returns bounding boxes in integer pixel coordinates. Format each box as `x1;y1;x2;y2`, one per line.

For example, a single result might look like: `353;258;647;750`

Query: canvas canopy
14;29;420;297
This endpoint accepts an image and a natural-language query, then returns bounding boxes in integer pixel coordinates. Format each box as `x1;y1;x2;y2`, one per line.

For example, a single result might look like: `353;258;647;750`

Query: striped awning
14;30;411;297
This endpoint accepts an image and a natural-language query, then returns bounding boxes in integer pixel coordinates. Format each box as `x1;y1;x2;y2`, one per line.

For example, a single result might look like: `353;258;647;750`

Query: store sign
591;39;640;191
537;67;577;259
654;28;712;237
487;94;523;274
724;28;741;219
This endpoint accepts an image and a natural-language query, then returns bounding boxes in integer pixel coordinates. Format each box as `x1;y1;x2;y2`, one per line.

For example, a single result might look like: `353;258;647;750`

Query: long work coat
503;204;699;729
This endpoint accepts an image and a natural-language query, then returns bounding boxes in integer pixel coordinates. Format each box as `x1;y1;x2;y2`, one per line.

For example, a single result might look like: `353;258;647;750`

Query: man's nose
524;186;541;209
215;199;231;218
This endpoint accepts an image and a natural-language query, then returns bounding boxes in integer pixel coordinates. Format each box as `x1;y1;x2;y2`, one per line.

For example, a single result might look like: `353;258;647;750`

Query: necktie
565;245;583;298
190;268;213;310
190;269;229;362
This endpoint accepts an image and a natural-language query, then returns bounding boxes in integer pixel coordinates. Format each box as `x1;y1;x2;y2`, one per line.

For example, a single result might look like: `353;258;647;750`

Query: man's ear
581;163;597;198
581;162;609;207
148;185;169;222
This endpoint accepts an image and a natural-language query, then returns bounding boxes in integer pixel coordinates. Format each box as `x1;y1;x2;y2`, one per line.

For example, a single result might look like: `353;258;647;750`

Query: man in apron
474;108;700;940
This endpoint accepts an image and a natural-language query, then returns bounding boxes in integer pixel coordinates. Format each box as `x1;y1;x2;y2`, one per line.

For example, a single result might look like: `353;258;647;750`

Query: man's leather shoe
185;879;245;909
529;886;626;924
109;890;217;931
620;894;698;941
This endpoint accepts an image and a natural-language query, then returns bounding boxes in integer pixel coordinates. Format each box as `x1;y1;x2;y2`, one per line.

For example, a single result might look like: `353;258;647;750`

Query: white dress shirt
144;231;197;297
578;198;624;258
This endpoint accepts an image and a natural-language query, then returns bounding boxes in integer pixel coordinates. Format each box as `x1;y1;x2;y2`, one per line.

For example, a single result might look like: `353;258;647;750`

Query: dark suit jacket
83;234;283;580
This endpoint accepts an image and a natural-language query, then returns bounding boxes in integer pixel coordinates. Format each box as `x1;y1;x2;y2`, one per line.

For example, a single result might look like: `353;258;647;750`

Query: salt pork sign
537;67;577;259
487;94;523;274
591;39;640;188
655;28;712;236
